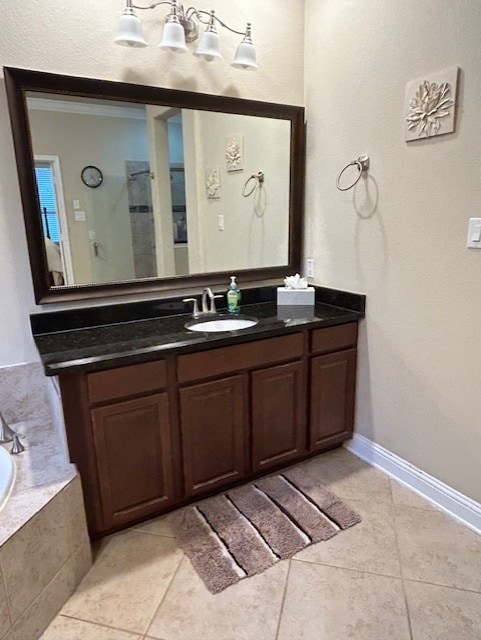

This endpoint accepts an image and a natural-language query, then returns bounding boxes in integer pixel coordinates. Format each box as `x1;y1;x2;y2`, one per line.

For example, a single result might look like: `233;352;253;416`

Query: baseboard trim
345;434;481;535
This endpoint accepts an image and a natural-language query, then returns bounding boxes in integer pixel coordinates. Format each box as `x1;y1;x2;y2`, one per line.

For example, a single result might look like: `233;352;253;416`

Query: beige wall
184;111;291;274
304;0;481;503
0;0;305;365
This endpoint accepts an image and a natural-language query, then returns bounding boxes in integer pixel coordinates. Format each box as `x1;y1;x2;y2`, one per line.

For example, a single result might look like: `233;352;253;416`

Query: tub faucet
0;411;25;454
0;412;14;443
11;433;25;455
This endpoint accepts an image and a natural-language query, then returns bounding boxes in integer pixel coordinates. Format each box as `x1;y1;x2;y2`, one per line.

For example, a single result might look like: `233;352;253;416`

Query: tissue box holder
277;286;315;306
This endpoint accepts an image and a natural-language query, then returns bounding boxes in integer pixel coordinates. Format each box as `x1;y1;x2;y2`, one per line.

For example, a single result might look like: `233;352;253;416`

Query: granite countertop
31;286;365;376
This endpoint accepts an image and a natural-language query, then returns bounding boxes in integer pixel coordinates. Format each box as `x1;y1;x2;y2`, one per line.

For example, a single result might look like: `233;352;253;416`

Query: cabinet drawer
87;360;167;404
311;323;357;355
177;334;303;383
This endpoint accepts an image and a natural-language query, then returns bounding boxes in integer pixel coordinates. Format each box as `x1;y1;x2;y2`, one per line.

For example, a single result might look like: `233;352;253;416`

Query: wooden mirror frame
4;67;305;304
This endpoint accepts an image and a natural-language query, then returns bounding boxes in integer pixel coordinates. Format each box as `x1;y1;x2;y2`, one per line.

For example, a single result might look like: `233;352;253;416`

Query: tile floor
40;448;481;640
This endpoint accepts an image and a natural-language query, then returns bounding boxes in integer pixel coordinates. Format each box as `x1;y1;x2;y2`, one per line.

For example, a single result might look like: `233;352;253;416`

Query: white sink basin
186;315;258;333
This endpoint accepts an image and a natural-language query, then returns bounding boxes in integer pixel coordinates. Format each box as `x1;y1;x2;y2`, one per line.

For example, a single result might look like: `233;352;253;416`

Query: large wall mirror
5;67;305;303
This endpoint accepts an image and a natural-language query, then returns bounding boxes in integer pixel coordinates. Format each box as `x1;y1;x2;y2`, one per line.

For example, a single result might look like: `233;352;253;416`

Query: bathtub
0;446;15;512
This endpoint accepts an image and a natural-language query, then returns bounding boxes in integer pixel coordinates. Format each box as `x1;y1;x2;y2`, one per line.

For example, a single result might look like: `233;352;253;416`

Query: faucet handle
210;294;224;314
182;298;200;318
11;433;25;455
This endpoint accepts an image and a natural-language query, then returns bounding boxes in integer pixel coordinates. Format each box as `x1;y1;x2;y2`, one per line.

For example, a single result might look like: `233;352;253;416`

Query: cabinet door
91;393;174;530
251;361;306;472
180;375;245;497
310;349;357;450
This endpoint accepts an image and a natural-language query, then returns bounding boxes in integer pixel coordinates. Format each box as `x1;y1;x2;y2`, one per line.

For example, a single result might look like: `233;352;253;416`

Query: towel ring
336;156;370;191
242;171;264;197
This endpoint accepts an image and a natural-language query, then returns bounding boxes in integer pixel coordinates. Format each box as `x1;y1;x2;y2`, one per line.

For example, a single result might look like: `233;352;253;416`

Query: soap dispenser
227;276;241;314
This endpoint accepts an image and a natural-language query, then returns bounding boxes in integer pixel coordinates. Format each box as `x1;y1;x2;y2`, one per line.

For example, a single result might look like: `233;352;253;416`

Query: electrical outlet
306;258;314;278
218;214;224;231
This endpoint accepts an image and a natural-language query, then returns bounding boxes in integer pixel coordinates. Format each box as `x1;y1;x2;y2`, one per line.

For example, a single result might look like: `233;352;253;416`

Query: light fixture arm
129;1;250;38
131;1;175;11
185;7;248;37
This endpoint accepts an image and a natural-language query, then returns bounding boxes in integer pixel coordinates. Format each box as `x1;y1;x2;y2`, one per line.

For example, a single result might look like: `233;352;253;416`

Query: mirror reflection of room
26;93;291;288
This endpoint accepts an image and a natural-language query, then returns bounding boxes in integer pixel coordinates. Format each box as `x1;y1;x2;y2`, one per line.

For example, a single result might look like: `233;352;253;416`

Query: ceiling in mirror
5;68;305;303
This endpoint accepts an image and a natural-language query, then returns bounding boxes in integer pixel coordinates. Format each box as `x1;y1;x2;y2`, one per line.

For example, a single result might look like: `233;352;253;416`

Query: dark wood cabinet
59;359;174;536
251;361;306;472
179;376;246;497
59;323;359;538
308;322;358;451
309;349;357;450
91;393;175;528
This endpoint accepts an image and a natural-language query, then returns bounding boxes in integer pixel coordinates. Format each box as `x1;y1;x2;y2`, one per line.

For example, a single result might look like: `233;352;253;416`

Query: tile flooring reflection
40;449;481;640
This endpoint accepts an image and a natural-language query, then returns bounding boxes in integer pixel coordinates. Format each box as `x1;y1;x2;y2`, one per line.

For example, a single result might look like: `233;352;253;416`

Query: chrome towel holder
242;171;264;197
336;155;370;191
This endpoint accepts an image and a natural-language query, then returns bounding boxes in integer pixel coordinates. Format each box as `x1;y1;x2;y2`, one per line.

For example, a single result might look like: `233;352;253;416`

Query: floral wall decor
225;134;244;172
404;67;458;141
205;167;221;199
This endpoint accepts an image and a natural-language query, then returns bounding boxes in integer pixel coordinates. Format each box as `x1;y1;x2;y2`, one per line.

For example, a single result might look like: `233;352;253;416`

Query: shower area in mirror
127;110;188;278
126;160;157;279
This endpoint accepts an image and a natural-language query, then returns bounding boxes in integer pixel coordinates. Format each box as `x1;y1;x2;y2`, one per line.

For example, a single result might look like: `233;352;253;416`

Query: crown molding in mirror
4;67;305;304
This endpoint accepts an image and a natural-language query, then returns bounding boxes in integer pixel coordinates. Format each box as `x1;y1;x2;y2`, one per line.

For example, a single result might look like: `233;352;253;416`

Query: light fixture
194;11;222;62
231;24;257;70
115;0;257;69
158;0;188;53
114;0;148;47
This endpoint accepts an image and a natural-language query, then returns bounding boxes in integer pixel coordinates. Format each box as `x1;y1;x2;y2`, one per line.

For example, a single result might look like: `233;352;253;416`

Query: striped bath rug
167;468;361;593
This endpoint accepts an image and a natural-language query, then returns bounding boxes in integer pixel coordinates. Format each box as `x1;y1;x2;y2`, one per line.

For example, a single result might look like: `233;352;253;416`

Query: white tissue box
277;305;316;320
277;286;315;306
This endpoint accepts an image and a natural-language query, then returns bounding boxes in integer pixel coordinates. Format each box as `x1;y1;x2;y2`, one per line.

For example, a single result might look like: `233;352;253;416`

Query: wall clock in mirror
81;165;103;188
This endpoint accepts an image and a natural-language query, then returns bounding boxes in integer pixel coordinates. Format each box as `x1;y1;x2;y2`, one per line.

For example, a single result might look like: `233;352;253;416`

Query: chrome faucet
0;411;25;454
182;297;200;318
0;412;14;443
183;288;224;319
201;288;224;314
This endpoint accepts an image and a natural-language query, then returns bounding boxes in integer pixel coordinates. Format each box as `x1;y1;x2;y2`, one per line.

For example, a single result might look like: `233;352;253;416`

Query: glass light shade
195;31;222;61
159;21;188;53
114;13;148;48
231;42;258;69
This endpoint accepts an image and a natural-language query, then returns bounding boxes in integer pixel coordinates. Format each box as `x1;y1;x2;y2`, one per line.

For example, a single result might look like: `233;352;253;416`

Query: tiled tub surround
0;475;92;640
0;363;92;640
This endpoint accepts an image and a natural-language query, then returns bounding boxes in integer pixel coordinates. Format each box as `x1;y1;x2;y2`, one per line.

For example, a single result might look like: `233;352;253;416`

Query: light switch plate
74;210;86;222
306;258;314;278
218;214;224;231
467;218;481;248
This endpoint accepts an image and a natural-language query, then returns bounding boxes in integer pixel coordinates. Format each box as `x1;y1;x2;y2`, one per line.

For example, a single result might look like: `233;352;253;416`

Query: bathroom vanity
31;287;364;538
7;69;365;538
